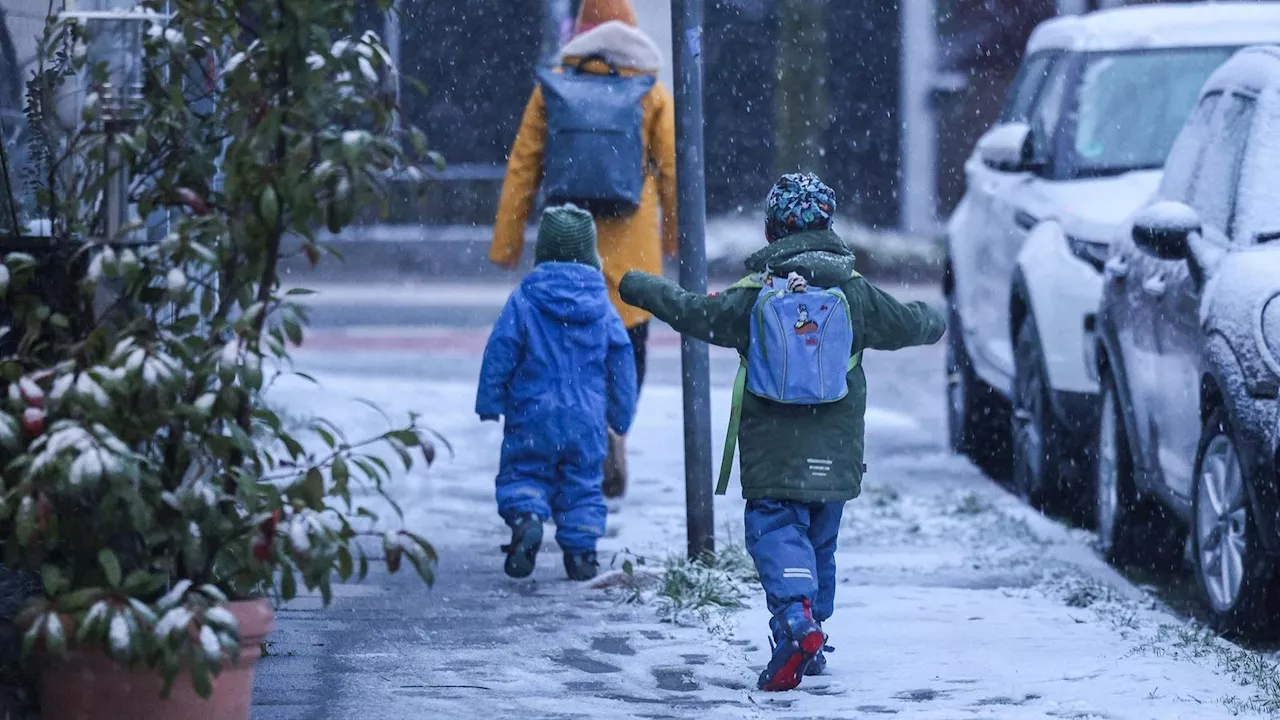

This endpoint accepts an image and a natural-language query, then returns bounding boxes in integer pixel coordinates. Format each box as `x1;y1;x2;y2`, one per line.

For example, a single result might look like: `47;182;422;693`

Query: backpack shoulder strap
845;272;863;370
727;273;766;291
716;358;748;496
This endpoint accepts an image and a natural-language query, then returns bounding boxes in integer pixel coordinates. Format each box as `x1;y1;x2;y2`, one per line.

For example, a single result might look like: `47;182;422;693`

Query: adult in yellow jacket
489;0;677;497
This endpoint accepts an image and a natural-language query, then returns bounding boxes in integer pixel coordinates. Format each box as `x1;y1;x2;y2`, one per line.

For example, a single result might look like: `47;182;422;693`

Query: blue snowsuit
476;262;638;553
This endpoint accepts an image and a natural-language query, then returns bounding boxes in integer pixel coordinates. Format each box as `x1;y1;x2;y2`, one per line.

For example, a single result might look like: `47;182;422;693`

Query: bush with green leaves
0;0;440;698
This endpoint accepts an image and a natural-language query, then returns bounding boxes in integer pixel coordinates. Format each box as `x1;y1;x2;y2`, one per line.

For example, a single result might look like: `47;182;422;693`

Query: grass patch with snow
1038;570;1280;716
597;543;760;627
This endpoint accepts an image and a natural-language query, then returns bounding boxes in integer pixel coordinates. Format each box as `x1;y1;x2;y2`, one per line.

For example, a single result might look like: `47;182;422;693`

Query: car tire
1191;409;1280;637
1093;370;1182;572
1012;315;1088;520
946;300;1011;478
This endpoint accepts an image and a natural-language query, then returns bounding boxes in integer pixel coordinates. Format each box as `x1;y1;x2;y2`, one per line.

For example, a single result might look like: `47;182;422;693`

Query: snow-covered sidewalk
255;362;1280;719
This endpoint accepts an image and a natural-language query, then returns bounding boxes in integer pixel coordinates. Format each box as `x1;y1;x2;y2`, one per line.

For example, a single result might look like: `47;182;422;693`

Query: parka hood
559;20;663;72
744;229;858;287
521;262;612;325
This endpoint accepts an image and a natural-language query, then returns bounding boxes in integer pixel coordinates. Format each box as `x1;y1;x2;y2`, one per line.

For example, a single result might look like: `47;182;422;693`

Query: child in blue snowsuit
620;174;946;690
476;204;638;582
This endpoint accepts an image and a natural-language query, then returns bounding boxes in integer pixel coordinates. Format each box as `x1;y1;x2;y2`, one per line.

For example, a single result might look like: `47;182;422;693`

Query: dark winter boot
563;551;599;582
501;514;543;579
602;429;628;499
758;600;826;692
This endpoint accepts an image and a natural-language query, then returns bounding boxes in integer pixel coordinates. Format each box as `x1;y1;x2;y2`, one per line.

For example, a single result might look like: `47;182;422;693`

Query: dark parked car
1091;45;1280;634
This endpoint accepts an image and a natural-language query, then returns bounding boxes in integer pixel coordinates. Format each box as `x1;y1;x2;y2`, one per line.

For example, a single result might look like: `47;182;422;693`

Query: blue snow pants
744;499;845;625
495;415;607;554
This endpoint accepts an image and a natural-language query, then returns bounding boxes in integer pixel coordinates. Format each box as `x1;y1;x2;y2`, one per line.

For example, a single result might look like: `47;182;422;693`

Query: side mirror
1132;201;1200;261
977;123;1034;172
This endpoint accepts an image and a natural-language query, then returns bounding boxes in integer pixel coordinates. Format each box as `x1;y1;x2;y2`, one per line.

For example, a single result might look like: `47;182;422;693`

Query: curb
983;481;1151;604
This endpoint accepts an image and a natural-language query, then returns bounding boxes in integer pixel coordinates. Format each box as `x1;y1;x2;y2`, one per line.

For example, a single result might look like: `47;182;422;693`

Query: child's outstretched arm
619;271;754;352
604;314;639;435
475;295;524;420
856;280;947;351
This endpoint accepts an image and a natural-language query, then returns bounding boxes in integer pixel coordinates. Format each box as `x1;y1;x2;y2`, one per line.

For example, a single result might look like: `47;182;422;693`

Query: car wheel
946;300;1010;477
1191;409;1279;637
1012;315;1087;519
1094;370;1181;572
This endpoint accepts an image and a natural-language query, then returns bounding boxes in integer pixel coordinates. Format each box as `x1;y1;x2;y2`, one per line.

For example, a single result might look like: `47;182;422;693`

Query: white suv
944;2;1280;515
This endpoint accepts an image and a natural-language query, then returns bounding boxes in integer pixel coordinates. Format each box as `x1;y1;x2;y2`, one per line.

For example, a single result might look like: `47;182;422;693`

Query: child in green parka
619;173;946;691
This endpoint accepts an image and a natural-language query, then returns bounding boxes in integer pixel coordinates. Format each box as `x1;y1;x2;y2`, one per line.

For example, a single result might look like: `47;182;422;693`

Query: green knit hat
535;204;600;268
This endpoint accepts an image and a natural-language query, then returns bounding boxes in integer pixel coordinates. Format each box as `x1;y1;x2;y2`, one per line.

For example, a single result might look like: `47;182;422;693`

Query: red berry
252;535;271;562
21;407;44;436
258;509;281;535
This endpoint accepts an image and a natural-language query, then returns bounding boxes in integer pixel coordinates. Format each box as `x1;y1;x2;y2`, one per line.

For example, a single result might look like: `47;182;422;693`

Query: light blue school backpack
716;271;862;495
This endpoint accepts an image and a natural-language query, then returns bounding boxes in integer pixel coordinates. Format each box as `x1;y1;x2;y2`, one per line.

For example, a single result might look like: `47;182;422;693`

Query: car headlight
1066;235;1109;272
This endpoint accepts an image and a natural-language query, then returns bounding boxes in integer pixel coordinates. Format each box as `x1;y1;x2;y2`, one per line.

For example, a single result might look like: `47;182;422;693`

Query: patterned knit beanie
535;203;601;268
765;172;837;242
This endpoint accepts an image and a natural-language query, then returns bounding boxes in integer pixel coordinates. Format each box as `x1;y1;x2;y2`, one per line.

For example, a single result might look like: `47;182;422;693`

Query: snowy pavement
251;283;1280;720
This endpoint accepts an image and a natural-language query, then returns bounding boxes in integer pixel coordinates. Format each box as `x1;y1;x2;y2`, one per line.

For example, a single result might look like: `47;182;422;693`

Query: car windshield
1070;47;1237;177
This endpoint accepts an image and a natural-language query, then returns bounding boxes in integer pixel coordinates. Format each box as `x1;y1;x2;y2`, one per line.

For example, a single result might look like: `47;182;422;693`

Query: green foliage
607;543;759;625
0;0;440;699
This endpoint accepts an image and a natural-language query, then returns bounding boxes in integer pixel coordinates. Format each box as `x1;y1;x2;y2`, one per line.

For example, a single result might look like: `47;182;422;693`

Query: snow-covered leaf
198;624;220;662
154;606;192;640
156;579;192;611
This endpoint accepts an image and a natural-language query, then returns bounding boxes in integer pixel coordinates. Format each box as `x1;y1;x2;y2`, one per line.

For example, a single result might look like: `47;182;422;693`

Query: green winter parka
618;229;946;503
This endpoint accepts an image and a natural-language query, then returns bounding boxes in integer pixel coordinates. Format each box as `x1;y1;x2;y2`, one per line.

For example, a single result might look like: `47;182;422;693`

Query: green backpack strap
715;350;862;496
716;360;748;496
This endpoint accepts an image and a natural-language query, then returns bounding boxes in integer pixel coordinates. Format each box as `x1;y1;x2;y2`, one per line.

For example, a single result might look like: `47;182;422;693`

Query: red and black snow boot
757;600;826;692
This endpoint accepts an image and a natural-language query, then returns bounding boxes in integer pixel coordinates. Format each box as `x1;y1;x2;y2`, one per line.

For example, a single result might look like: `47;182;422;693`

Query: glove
786;271;808;293
480;414;499;422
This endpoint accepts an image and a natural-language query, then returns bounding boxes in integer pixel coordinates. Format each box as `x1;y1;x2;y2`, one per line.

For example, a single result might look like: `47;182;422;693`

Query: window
1000;54;1056;124
1189;93;1255;239
1159;92;1220;203
1026;58;1071;165
1068;47;1236;177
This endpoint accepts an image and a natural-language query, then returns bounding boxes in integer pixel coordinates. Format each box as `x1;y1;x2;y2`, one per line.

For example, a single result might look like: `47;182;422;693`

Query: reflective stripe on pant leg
744;499;817;615
809;500;846;623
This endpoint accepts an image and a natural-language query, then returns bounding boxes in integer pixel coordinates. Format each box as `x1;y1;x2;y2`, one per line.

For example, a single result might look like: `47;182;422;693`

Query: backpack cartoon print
795;305;819;335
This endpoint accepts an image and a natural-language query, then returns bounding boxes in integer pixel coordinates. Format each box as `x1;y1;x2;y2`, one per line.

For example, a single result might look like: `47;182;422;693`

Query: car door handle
1142;274;1167;297
1104;256;1129;279
1014;210;1039;230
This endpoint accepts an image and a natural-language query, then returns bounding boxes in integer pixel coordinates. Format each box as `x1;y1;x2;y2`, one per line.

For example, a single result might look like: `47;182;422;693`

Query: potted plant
0;0;441;717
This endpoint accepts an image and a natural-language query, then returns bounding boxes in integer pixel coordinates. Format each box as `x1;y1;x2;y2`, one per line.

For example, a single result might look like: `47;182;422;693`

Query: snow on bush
0;0;442;699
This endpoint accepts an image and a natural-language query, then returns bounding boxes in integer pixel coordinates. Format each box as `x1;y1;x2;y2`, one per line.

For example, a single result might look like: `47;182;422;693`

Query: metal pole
671;0;714;560
384;0;402;112
898;0;937;236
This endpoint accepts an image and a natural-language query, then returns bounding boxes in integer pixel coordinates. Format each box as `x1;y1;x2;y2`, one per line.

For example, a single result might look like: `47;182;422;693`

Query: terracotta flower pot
38;598;274;720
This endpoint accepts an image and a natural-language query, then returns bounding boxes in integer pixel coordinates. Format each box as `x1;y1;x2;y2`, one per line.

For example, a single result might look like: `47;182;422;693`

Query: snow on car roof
1027;2;1280;55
